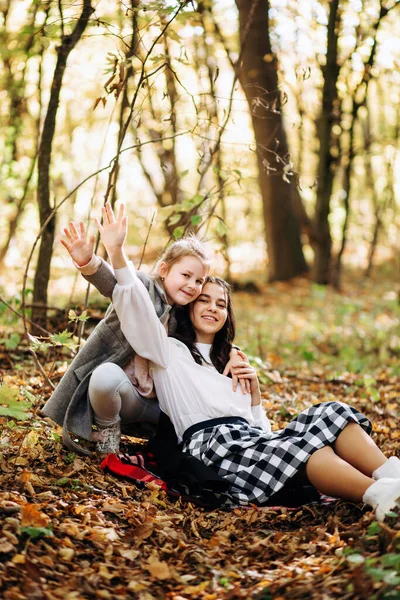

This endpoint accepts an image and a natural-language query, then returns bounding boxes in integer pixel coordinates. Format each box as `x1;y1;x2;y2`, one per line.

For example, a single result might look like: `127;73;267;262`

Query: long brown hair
172;276;236;373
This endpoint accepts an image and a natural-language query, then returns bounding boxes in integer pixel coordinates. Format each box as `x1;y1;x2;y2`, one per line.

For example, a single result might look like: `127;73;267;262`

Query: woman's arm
112;268;170;368
251;403;271;433
97;203;170;368
232;360;271;432
95;202;129;270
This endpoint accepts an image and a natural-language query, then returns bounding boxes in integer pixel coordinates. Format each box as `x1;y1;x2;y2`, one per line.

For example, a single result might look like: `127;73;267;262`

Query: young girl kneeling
43;203;210;455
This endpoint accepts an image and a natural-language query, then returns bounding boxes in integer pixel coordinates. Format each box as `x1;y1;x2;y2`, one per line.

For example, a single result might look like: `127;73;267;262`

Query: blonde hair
155;235;211;276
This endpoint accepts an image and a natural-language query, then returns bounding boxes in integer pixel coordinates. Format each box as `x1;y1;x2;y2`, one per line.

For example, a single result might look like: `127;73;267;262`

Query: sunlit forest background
0;0;399;363
2;3;400;598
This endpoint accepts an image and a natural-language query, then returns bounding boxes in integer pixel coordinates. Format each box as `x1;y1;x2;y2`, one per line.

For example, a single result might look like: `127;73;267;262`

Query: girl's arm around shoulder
247;367;270;431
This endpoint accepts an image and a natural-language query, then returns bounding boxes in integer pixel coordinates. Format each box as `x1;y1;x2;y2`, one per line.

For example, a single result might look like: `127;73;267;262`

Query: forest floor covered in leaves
1;265;400;600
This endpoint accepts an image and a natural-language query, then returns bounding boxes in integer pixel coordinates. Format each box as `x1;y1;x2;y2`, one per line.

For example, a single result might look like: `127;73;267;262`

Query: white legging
88;362;160;428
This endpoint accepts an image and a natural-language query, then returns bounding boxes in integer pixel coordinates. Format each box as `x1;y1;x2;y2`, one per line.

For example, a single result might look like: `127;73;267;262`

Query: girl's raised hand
61;221;95;267
95;202;127;257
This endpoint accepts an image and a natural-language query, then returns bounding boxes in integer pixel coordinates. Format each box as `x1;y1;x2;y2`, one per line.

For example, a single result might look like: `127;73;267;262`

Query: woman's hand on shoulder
231;361;261;406
228;360;261;403
61;221;95;267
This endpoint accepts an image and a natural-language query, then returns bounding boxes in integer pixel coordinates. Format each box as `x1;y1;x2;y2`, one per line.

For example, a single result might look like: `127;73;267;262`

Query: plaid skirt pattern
182;401;372;506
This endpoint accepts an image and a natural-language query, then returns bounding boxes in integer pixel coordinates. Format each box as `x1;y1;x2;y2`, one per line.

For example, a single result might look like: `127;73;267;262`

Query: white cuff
114;263;137;285
74;255;102;276
251;403;271;433
251;403;263;419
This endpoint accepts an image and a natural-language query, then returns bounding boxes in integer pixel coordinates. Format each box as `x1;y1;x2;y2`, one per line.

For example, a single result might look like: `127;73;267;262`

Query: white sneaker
372;457;400;480
363;477;400;522
94;421;121;454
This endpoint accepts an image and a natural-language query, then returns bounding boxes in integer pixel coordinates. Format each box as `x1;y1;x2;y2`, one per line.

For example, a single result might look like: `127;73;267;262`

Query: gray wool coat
42;258;176;456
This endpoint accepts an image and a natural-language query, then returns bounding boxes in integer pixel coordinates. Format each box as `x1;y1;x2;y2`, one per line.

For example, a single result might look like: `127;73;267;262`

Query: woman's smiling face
189;282;228;344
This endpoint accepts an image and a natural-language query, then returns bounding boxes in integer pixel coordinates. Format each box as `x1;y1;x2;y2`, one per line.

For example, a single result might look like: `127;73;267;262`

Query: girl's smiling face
189;282;228;343
159;255;207;306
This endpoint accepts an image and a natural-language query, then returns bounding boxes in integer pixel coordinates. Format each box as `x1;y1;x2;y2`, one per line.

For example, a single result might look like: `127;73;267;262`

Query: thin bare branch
138;210;157;270
0;295;50;336
58;0;64;38
23;130;192;318
197;0;262;185
28;346;56;390
102;1;187;205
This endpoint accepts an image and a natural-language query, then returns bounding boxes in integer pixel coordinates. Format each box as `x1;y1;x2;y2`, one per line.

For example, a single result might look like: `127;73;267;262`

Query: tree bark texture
235;0;307;282
32;0;94;329
312;0;341;284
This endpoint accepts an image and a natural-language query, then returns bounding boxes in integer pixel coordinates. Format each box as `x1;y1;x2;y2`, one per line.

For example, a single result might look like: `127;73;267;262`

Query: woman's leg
305;446;374;501
333;422;387;476
334;422;400;480
306;447;400;521
306;448;400;521
89;362;160;427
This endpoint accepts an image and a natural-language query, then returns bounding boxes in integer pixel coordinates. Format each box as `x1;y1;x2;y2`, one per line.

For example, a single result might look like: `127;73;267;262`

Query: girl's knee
89;363;126;421
89;362;126;395
88;363;129;416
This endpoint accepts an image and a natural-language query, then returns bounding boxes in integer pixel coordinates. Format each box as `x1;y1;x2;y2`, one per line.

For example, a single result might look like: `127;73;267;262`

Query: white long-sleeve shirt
112;264;271;438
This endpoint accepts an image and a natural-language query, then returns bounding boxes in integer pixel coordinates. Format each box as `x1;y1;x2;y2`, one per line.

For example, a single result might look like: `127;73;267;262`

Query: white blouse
112;263;271;438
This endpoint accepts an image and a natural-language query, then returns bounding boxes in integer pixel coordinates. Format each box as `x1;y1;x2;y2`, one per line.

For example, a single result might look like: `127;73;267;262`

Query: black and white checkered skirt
182;401;372;505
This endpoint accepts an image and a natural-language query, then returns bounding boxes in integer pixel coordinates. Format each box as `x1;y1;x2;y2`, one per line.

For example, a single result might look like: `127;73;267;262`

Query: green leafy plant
20;526;53;540
173;226;185;239
0;386;32;420
68;309;89;323
50;330;77;349
28;329;78;354
364;375;381;403
0;332;21;350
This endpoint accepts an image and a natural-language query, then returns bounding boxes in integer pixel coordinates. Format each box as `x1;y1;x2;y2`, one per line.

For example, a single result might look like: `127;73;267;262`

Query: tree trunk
312;0;341;284
32;0;94;330
200;9;231;279
235;0;307;281
330;106;355;289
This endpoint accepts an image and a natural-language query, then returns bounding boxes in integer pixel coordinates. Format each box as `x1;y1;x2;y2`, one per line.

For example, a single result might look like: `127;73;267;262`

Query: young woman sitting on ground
98;203;400;521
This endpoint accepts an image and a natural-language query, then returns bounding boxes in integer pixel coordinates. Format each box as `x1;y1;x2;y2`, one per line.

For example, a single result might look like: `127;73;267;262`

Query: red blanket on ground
101;450;334;509
101;452;167;490
101;451;220;506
